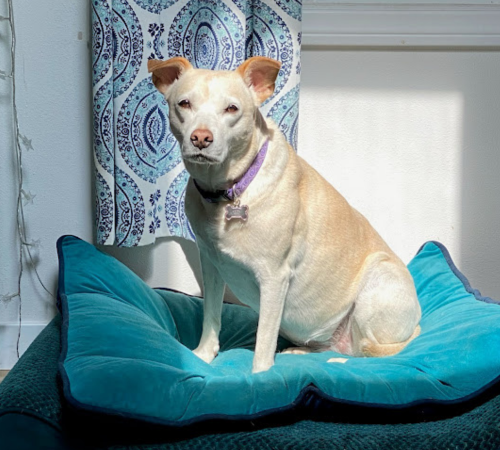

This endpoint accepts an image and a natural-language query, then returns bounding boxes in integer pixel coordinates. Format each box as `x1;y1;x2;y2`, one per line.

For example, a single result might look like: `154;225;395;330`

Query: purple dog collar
194;139;269;204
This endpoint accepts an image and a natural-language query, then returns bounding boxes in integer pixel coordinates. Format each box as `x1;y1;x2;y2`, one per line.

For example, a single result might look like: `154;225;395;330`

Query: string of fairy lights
1;0;54;358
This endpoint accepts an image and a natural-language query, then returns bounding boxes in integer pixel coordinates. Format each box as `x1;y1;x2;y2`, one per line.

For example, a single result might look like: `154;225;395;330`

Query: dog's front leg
252;277;289;373
193;253;225;364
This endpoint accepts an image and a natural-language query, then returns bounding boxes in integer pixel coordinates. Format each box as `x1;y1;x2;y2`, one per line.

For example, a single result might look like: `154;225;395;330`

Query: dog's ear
148;57;193;95
236;57;281;104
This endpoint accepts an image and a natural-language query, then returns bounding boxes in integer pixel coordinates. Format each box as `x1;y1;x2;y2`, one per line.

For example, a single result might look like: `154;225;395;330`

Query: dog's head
148;57;281;167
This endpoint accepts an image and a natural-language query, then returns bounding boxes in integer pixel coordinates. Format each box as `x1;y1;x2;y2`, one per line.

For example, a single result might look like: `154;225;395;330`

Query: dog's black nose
190;129;213;150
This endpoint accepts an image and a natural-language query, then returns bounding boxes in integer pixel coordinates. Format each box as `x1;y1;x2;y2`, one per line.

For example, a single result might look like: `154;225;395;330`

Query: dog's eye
178;99;191;109
225;104;239;113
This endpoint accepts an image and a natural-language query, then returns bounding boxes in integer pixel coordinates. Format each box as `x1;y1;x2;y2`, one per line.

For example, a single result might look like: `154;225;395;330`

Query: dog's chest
188;200;265;307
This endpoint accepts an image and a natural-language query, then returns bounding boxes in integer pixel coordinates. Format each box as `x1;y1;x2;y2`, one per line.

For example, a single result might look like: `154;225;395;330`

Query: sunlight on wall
298;87;464;264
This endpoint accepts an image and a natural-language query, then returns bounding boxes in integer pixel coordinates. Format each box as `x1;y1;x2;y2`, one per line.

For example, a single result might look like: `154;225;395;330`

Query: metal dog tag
225;203;249;221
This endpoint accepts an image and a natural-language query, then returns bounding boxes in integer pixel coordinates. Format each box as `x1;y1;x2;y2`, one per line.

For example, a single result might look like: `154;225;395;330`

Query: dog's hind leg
350;252;421;357
360;325;421;357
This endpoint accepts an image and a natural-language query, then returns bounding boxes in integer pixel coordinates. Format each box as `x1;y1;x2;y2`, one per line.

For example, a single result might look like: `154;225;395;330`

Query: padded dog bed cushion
57;235;500;426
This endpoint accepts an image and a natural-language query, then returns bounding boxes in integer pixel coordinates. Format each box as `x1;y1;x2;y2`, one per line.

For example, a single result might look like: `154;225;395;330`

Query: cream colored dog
149;56;421;373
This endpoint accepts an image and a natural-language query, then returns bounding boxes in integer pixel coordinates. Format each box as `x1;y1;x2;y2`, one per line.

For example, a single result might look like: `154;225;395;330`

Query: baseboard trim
0;323;47;369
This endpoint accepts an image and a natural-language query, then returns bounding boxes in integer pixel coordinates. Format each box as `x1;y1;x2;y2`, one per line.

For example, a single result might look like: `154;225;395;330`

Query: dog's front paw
193;344;219;364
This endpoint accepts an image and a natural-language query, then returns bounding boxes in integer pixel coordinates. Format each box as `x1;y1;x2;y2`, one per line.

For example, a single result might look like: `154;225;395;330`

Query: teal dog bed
57;235;500;426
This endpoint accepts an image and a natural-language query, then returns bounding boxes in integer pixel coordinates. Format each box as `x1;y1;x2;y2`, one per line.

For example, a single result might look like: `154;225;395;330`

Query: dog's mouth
183;153;221;165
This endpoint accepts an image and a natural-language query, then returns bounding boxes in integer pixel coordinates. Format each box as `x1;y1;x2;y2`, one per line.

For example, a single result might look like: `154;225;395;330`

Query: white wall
298;49;500;297
1;1;499;368
0;0;94;367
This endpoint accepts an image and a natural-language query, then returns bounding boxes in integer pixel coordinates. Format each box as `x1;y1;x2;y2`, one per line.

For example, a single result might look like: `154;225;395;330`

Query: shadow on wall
98;236;201;289
98;236;242;303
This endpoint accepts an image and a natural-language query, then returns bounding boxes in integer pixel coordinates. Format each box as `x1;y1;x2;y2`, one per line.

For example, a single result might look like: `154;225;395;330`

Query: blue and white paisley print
133;0;176;14
275;0;302;21
245;0;293;103
93;0;301;246
115;168;146;247
92;0;112;86
112;0;143;97
117;77;181;183
269;85;300;150
95;171;114;244
148;189;162;234
146;23;166;60
168;0;245;70
165;170;195;240
94;80;114;174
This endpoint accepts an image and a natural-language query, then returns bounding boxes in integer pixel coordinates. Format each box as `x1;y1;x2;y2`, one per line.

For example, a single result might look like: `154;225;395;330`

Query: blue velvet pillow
57;235;500;425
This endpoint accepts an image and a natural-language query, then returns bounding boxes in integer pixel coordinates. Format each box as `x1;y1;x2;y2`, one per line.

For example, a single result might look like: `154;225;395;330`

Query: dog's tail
360;325;421;357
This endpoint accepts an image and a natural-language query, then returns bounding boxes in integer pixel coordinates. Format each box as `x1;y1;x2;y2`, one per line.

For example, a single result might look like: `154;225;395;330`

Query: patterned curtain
93;0;302;246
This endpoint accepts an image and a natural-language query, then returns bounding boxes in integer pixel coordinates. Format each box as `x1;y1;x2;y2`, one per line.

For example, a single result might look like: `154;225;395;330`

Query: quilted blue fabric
57;235;500;425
